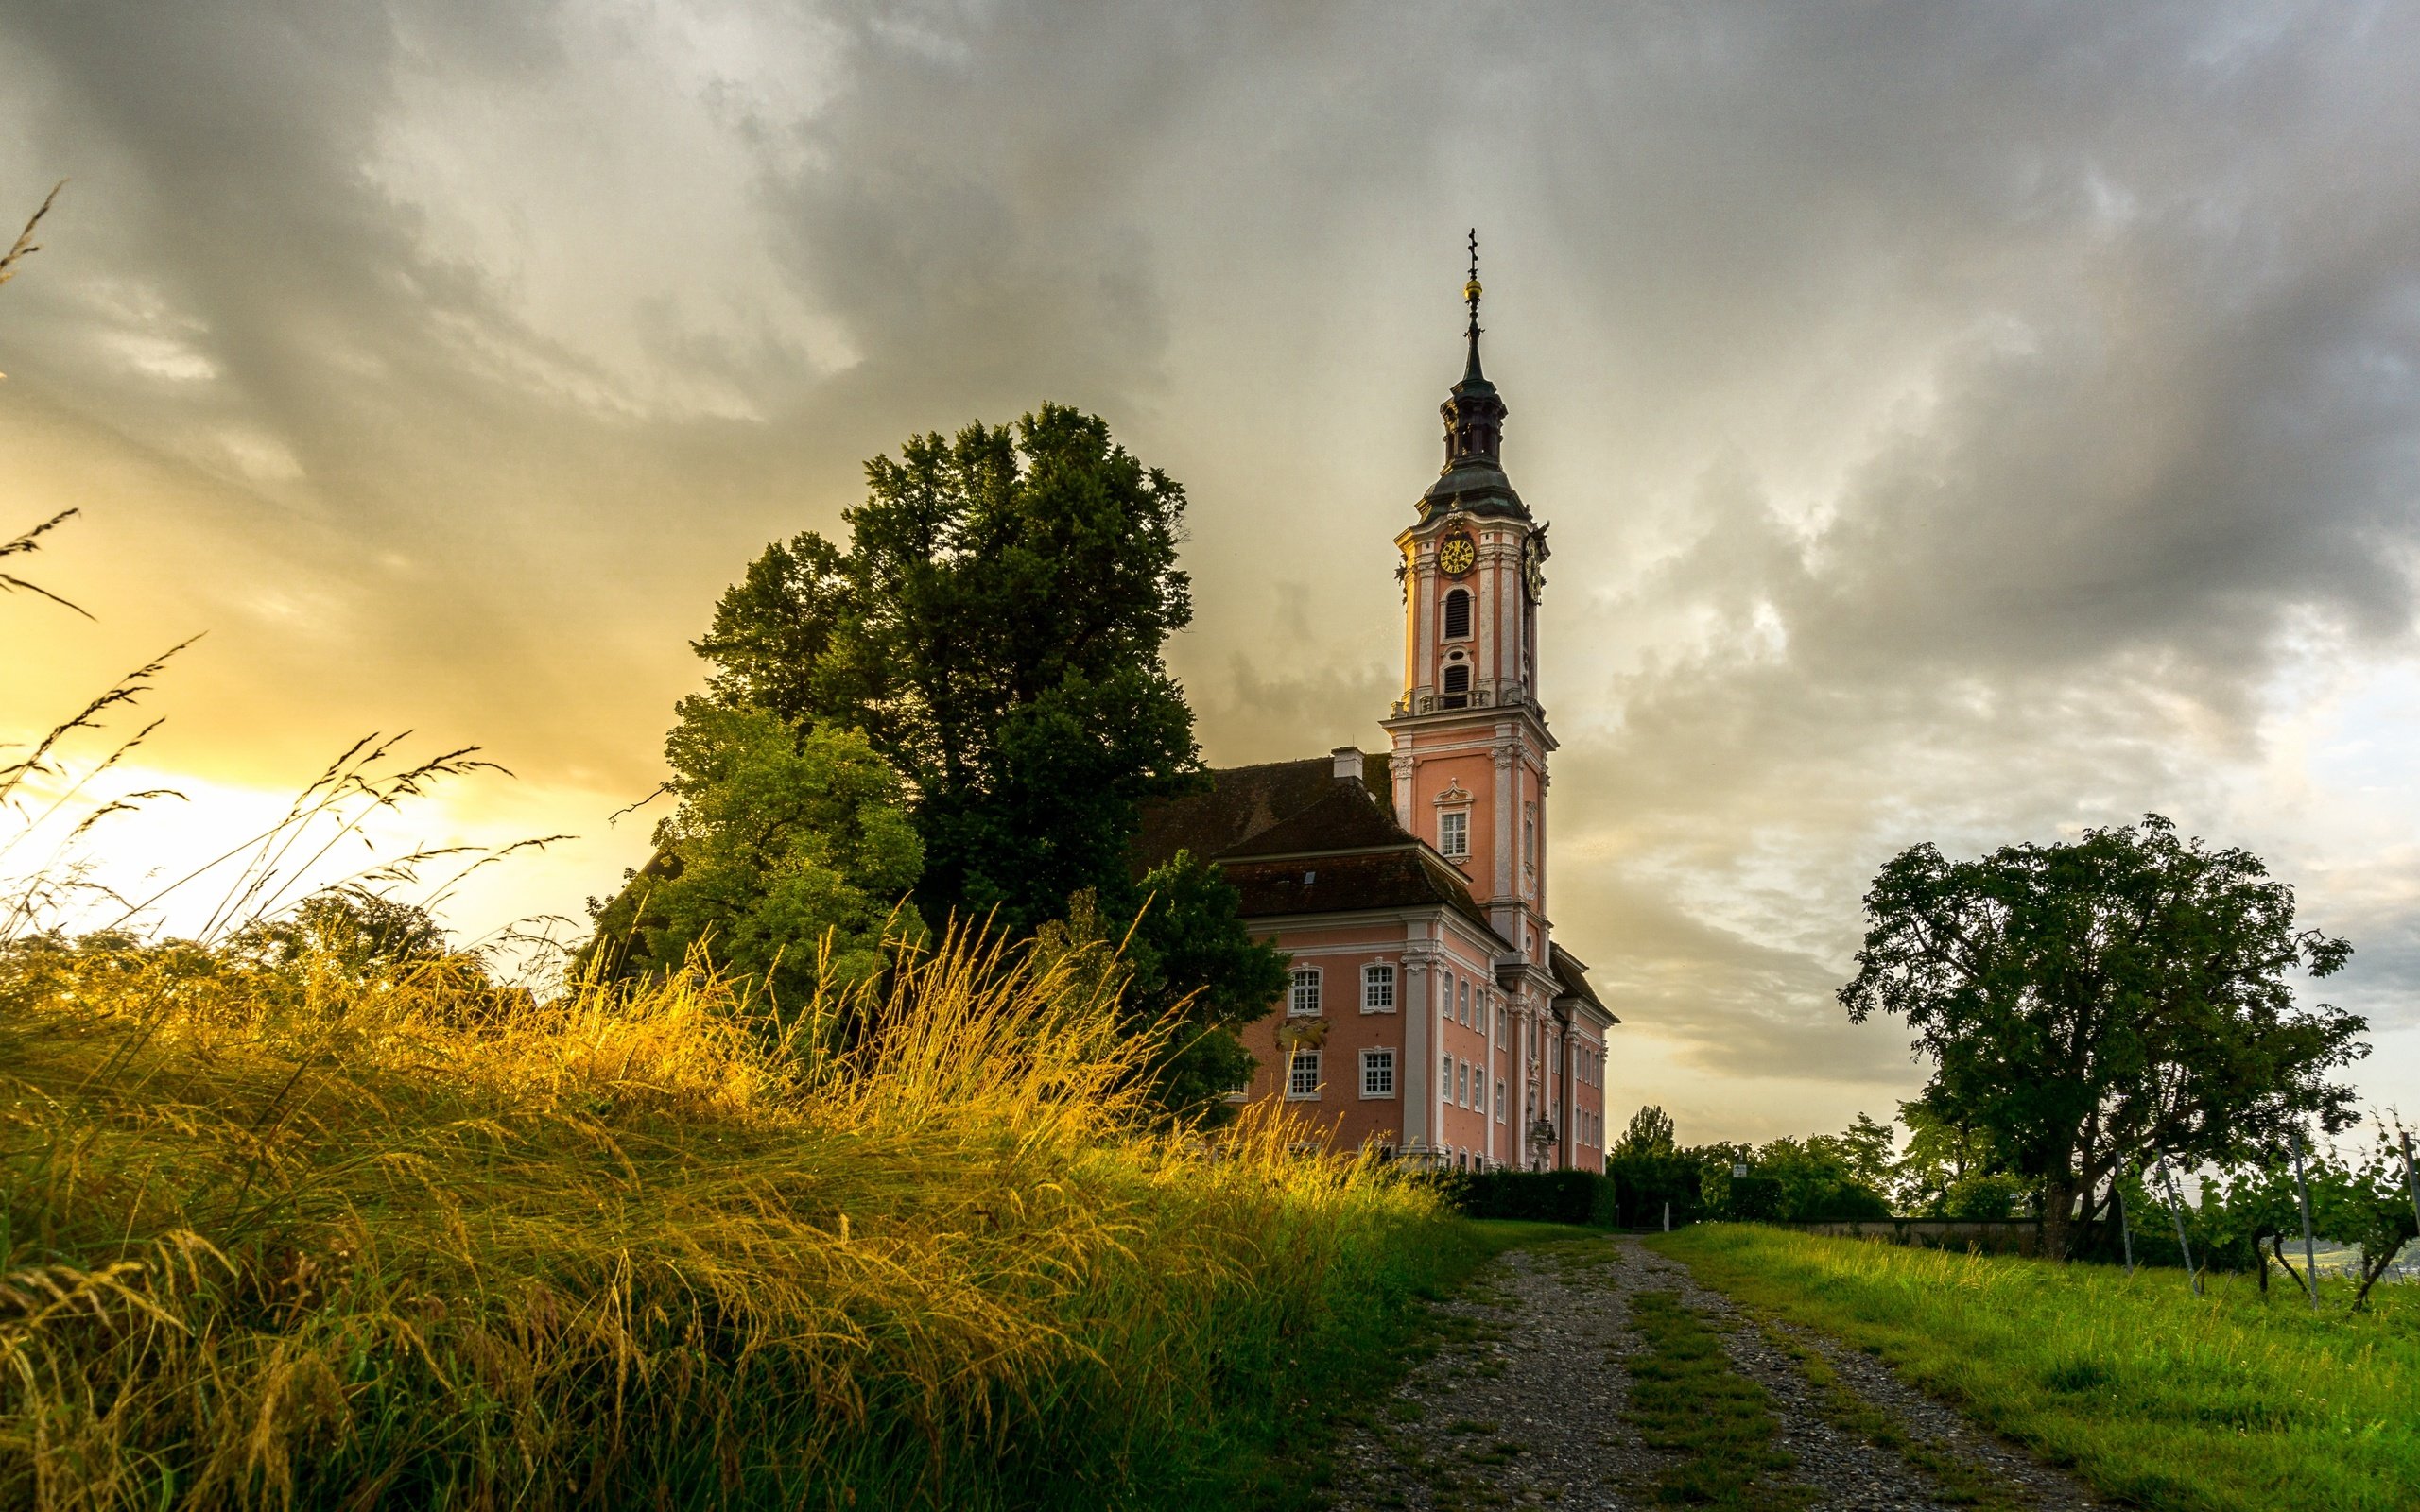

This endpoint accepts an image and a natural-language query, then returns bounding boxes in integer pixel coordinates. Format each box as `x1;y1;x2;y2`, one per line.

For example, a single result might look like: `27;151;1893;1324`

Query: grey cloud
7;0;2420;1132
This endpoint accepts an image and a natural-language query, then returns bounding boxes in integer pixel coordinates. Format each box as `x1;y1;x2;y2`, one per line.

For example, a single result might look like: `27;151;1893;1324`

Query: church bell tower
1382;232;1557;972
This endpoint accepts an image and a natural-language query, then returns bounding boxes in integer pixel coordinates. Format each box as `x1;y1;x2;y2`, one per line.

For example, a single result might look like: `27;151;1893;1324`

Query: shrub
1438;1168;1618;1226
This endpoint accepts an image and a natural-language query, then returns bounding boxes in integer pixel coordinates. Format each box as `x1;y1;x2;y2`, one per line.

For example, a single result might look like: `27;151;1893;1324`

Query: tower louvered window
1443;587;1472;640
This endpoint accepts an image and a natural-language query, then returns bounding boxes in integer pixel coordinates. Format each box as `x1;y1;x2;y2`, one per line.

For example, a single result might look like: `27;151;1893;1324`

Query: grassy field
1655;1224;2420;1512
0;927;1478;1511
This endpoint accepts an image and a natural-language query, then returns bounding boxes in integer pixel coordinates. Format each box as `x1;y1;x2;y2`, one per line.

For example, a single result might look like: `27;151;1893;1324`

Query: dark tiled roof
1550;941;1616;1022
1219;782;1412;859
1133;751;1507;947
1132;753;1391;870
1223;848;1504;940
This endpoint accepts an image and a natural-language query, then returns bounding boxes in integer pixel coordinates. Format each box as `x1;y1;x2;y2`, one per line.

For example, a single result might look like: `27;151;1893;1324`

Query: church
1135;249;1615;1171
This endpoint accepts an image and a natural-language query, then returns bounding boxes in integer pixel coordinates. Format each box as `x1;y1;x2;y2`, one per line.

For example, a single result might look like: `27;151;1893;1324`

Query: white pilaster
1402;937;1439;1154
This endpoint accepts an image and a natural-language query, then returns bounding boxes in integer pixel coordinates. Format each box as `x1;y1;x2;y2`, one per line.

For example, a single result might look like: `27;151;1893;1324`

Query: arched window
1443;587;1472;640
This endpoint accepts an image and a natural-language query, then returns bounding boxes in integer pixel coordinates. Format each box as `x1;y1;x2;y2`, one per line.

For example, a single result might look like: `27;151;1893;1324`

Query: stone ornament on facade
1274;1016;1330;1053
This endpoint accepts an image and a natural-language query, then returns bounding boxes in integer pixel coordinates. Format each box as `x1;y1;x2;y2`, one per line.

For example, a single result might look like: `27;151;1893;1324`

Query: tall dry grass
0;924;1448;1509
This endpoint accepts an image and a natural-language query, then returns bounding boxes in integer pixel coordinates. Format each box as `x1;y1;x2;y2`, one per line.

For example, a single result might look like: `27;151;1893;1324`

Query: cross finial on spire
1461;228;1485;381
1463;228;1482;333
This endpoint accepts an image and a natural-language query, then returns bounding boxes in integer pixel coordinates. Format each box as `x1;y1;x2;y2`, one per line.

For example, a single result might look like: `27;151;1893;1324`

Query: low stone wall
1779;1217;2046;1257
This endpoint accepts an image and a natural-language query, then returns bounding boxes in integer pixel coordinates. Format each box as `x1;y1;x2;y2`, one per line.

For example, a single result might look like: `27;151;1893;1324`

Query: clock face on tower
1438;534;1478;577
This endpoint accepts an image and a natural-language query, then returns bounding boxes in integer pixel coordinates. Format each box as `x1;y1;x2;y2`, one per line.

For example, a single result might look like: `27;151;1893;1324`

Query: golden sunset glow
8;3;2420;1143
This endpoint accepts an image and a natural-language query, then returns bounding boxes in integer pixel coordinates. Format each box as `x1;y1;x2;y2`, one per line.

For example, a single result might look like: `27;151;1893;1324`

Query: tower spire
1420;230;1524;519
1462;227;1484;382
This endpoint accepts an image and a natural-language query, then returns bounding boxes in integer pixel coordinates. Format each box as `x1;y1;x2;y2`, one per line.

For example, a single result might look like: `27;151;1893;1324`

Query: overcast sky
5;0;2416;1143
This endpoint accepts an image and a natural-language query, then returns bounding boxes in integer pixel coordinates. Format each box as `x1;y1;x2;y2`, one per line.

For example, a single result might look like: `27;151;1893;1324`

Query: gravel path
1318;1235;2103;1511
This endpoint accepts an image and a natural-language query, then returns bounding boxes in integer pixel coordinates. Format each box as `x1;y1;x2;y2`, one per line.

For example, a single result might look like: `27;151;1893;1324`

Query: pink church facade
1136;265;1615;1170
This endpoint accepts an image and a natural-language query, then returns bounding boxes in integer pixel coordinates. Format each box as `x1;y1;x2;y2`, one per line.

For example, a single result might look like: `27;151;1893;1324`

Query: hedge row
1431;1168;1620;1227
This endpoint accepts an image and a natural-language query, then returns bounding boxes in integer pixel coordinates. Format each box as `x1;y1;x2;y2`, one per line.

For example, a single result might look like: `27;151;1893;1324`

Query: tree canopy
586;705;925;1008
602;404;1285;1116
1840;815;2364;1258
692;404;1199;934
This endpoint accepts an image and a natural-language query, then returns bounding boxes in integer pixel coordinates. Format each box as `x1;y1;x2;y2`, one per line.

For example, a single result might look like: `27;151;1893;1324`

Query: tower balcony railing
1391;683;1533;718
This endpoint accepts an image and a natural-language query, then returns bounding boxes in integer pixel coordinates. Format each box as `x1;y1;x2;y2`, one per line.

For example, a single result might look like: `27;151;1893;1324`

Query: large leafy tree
668;404;1285;1099
1893;1102;2027;1219
586;705;925;1009
1841;815;2364;1259
694;404;1199;933
1031;851;1290;1124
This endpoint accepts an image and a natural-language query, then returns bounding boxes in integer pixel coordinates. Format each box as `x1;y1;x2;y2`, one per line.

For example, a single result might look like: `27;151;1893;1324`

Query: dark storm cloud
6;0;2419;1127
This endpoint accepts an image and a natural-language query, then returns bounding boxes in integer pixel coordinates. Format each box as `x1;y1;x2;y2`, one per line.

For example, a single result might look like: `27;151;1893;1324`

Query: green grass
1748;1319;2023;1510
1463;1218;1612;1253
0;927;1471;1511
1653;1224;2420;1512
1623;1289;1807;1509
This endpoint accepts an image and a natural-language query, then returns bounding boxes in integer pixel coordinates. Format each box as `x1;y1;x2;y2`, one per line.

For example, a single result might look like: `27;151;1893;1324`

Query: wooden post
2289;1127;2320;1313
2157;1159;2200;1297
2391;1132;2410;1238
2402;1128;2420;1246
2114;1159;2136;1278
1662;1200;1670;1233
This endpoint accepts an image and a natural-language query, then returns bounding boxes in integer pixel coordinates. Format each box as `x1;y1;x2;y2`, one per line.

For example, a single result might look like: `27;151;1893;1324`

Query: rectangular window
1495;1080;1506;1122
1457;1061;1470;1107
1459;979;1470;1024
1361;1049;1396;1098
1439;810;1468;859
1288;968;1321;1016
1287;1050;1321;1099
1362;962;1396;1012
1441;1055;1453;1100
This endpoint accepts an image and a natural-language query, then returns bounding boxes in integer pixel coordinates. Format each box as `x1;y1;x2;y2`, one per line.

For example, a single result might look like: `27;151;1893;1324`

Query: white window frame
1288;967;1322;1017
1360;1048;1396;1099
1441;1054;1453;1100
1439;809;1469;860
1361;962;1397;1013
1287;1049;1322;1100
1495;1079;1507;1122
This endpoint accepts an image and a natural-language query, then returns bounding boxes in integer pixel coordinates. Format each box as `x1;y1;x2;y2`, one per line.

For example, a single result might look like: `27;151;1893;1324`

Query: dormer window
1443;588;1472;640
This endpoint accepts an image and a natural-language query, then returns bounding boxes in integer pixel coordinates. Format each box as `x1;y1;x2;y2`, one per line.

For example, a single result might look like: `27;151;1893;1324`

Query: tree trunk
2356;1254;2388;1312
2040;1173;2077;1261
2270;1235;2306;1297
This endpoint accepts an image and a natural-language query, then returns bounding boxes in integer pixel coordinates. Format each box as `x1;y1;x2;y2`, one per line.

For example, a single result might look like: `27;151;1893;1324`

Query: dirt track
1318;1235;2103;1511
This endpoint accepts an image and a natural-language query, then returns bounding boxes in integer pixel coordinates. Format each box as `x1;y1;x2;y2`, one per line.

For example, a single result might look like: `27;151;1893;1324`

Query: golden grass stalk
0;923;1441;1509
